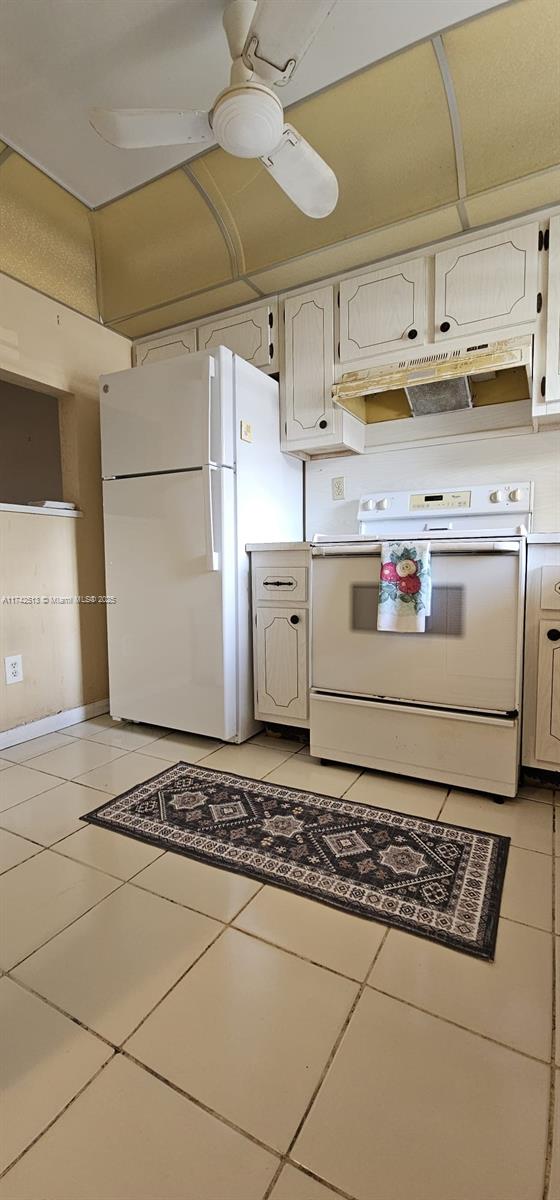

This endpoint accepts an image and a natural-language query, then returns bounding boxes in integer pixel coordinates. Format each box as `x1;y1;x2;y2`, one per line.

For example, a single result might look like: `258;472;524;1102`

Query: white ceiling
0;0;508;208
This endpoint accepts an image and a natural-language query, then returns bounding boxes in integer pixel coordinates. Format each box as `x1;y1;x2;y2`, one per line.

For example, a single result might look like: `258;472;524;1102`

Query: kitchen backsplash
305;429;560;538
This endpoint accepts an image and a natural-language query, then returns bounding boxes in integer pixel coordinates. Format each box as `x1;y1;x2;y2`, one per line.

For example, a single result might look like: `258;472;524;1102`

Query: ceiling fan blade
89;108;213;149
242;0;337;84
261;124;338;218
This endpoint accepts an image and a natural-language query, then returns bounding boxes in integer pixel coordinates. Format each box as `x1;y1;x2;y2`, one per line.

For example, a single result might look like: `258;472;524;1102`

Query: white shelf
0;503;83;518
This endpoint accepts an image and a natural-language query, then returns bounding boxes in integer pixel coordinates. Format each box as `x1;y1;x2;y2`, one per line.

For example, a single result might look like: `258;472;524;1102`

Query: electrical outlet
332;476;345;501
5;654;23;685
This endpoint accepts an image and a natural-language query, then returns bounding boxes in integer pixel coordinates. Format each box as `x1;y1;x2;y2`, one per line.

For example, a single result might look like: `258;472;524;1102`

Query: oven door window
312;551;520;712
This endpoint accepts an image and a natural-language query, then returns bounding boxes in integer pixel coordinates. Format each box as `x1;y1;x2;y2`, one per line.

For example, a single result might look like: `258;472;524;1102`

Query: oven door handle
312;540;521;557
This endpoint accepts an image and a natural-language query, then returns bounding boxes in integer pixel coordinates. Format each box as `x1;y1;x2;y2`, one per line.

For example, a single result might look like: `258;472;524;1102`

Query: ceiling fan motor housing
211;82;283;158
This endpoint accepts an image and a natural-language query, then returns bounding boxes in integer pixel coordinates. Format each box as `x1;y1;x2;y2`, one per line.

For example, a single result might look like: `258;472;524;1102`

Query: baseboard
0;699;110;750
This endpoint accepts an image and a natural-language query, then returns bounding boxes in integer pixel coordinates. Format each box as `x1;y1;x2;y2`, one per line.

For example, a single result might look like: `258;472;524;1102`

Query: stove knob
489;490;503;503
376;498;389;510
361;499;374;511
508;488;521;502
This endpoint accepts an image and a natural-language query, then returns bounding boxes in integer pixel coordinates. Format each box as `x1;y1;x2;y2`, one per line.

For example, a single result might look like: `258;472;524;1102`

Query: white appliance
100;347;302;742
310;483;532;797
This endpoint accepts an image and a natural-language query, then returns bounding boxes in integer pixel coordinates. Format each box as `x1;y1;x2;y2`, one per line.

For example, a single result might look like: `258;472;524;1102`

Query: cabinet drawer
254;566;307;603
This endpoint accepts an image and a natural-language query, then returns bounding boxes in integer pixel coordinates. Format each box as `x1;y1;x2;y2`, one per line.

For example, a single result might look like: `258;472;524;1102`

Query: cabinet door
283;286;335;446
435;223;539;339
339;258;427;362
198;303;277;370
545;216;560;406
535;620;560;765
255;607;308;721
134;328;197;366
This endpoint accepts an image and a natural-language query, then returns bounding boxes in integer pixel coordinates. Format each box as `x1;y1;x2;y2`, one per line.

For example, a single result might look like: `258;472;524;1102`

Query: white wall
305;428;560;536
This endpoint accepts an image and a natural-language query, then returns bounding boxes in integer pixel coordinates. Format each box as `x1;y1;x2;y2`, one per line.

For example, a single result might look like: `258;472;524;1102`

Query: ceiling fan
90;0;339;219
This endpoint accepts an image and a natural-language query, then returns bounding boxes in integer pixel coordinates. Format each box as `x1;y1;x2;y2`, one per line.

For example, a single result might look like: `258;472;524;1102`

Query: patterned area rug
84;763;509;960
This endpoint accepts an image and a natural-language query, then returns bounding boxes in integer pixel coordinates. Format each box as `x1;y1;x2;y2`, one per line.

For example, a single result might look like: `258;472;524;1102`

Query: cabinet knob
407;328;418;340
547;629;560;642
440;321;450;333
318;419;328;430
290;614;300;625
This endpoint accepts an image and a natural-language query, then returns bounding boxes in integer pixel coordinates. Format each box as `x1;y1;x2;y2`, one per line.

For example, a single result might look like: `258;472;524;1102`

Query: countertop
246;542;311;552
247;536;560;550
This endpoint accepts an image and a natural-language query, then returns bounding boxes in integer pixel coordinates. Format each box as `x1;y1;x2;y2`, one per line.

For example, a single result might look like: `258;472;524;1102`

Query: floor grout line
2;728;557;1197
4;974;120;1054
543;805;557;1200
365;980;553;1068
121;1048;285;1164
259;928;393;1200
5;877;128;973
0;1055;116;1182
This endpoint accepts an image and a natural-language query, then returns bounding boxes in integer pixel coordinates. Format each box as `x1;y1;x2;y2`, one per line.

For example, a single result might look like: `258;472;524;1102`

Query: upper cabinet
434;223;539;340
134;328;196;366
339;258;428;363
198;301;278;372
282;286;335;446
281;286;363;456
544;215;560;411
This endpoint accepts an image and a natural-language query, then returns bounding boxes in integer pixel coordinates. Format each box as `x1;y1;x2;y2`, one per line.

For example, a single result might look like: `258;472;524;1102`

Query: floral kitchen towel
377;542;432;633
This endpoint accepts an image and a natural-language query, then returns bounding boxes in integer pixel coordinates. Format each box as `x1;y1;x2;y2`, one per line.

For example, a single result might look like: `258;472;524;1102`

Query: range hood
332;335;533;416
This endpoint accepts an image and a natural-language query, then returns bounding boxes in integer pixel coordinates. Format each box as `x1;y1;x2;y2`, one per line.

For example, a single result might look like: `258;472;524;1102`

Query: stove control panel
358;482;533;529
409;490;470;511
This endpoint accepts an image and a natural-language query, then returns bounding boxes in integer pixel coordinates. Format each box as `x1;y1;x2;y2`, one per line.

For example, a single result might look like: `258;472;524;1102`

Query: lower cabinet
535;620;560;762
251;550;310;728
522;544;560;770
255;608;308;721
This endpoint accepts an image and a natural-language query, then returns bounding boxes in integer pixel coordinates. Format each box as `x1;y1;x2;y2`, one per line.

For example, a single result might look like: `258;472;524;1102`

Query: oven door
312;541;523;713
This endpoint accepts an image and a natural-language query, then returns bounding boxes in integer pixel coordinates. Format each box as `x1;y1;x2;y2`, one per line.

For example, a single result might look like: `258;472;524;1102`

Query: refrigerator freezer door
103;468;237;739
100;351;232;478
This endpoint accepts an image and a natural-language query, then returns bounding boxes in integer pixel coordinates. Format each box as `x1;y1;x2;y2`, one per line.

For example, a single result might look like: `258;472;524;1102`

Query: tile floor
0;715;557;1200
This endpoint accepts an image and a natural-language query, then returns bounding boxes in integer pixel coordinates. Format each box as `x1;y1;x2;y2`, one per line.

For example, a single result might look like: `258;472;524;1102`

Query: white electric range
310;482;533;798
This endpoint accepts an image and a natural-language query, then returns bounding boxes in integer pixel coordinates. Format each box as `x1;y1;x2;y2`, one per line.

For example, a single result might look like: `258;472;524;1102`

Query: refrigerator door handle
202;465;219;572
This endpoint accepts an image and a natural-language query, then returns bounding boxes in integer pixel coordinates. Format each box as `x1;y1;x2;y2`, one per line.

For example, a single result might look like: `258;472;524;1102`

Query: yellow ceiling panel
0;153;98;318
465;169;560;226
109;281;258;338
444;0;560;194
95;170;234;323
192;41;458;276
248;206;463;294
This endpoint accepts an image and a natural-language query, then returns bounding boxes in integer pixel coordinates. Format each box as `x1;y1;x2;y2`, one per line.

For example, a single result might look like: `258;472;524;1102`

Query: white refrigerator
100;346;303;742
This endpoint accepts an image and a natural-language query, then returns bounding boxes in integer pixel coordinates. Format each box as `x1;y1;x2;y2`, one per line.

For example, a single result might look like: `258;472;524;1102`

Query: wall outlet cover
240;420;253;443
332;476;345;500
5;654;23;685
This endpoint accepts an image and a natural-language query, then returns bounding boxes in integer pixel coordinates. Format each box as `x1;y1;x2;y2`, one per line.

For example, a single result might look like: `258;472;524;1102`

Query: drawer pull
290;614;300;625
547;629;560;641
